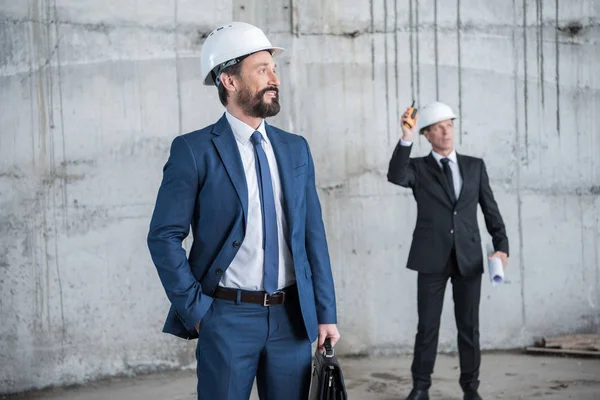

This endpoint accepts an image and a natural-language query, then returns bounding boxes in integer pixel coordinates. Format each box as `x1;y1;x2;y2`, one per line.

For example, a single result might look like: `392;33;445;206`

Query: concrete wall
1;0;598;394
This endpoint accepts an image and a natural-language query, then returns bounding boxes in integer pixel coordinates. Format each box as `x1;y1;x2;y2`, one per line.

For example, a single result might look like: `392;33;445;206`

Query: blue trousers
195;289;312;400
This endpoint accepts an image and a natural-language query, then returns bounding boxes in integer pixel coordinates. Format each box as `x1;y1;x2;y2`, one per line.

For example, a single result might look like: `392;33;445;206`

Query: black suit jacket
387;143;509;276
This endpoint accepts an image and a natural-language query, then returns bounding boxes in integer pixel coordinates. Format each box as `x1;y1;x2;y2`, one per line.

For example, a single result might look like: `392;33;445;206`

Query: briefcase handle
324;338;335;358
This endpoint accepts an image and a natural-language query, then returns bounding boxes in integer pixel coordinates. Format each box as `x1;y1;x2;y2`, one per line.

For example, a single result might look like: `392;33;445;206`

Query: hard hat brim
418;116;456;134
203;46;284;86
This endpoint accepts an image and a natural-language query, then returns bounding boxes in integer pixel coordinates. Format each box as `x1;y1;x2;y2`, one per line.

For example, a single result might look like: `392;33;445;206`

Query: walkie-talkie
403;100;418;129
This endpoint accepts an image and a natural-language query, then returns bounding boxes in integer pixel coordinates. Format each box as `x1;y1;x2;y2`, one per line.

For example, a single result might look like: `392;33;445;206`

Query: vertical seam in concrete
28;4;36;168
174;0;182;134
52;0;66;344
394;0;399;143
535;0;543;148
538;0;544;106
45;3;55;176
290;0;298;36
434;0;439;100
385;0;390;144
579;197;585;284
512;0;527;329
409;0;415;100
29;0;42;331
456;0;462;143
35;3;47;168
592;206;600;318
44;0;54;335
555;0;560;136
535;0;540;101
523;0;529;162
43;189;51;332
370;0;375;81
415;0;420;106
52;0;68;230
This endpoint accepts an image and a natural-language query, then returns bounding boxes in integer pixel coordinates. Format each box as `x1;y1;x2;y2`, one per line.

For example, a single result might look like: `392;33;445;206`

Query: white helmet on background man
417;101;457;133
200;22;284;86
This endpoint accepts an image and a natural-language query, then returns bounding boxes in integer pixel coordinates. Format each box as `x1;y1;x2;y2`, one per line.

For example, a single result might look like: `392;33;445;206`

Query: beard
236;85;281;118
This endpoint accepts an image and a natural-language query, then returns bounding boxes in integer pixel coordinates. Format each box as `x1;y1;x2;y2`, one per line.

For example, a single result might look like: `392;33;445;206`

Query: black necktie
440;158;456;202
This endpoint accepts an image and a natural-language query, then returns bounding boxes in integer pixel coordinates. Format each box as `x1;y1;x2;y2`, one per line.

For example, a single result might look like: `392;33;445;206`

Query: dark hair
216;62;243;106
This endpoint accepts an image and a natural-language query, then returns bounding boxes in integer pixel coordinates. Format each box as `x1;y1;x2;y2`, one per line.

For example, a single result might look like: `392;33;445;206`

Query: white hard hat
417;101;457;133
200;22;284;86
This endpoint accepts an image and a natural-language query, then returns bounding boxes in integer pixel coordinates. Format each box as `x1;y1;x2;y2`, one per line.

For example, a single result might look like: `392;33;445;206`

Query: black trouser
411;249;482;393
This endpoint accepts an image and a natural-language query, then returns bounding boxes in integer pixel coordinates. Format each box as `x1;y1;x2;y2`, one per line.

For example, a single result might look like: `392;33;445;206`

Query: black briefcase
307;338;347;400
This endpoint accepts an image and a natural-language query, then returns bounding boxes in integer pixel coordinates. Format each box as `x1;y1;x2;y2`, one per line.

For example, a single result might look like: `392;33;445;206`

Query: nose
268;69;280;87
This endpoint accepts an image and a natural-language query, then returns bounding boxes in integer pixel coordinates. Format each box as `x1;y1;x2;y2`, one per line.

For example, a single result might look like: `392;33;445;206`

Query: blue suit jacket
147;114;337;341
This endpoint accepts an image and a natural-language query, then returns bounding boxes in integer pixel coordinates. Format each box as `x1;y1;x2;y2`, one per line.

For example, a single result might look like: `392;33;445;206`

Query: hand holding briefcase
307;338;347;400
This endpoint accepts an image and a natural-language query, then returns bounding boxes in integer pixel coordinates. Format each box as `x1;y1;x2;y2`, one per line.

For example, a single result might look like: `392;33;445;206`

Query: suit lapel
265;122;295;234
211;114;249;223
425;153;455;205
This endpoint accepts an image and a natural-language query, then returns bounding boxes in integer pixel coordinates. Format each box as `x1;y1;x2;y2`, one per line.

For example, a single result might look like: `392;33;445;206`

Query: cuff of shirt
400;138;413;146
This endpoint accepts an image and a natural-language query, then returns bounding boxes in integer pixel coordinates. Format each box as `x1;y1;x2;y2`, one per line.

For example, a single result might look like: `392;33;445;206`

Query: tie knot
441;157;450;165
251;131;263;146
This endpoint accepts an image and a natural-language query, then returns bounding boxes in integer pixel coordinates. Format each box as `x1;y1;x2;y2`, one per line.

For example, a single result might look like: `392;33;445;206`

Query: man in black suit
387;102;509;400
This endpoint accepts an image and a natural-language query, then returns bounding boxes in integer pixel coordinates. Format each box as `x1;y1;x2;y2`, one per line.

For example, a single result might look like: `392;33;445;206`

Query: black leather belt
213;285;294;306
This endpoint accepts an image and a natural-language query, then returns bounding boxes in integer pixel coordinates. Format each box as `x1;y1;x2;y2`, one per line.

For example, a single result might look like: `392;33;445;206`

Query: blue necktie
250;131;279;294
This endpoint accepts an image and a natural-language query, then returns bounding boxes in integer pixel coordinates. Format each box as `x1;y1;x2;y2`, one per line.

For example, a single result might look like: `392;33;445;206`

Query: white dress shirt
400;139;463;199
219;111;295;291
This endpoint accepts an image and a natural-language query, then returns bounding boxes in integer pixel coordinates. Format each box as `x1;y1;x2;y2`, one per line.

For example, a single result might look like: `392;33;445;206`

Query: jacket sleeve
303;137;337;324
478;159;509;256
387;141;417;188
147;136;213;332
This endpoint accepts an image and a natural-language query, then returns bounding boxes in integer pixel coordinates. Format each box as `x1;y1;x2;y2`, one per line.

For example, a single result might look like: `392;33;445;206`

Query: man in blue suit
147;22;340;399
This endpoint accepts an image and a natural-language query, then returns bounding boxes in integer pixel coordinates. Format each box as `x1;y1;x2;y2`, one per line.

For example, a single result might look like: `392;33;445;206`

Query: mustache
257;86;279;97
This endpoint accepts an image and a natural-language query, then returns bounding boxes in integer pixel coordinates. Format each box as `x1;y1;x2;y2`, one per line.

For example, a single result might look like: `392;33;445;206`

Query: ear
423;130;432;143
219;72;237;93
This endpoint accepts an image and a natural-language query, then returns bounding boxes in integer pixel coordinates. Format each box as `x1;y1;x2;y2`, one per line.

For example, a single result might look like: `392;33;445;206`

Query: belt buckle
263;291;285;307
263;293;272;307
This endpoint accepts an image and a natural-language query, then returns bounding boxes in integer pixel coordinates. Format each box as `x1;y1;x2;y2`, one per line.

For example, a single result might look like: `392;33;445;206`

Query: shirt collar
225;111;268;146
431;149;457;167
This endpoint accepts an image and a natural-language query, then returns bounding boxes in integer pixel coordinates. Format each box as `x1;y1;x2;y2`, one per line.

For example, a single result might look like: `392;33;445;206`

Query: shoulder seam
178;135;199;180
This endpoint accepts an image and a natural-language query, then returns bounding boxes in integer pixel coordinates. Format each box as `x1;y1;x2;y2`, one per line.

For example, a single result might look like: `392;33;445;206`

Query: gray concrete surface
3;353;600;400
1;0;599;395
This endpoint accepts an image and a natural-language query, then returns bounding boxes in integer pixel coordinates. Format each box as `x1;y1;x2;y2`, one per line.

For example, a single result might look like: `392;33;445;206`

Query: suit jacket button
450;229;454;234
216;268;224;275
233;240;241;248
453;211;457;215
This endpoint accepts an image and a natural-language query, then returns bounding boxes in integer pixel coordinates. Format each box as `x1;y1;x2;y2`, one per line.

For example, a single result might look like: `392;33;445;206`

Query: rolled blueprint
488;256;504;286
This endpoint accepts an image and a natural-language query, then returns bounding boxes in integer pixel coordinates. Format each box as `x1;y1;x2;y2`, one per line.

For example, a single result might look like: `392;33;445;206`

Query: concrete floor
3;352;600;400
